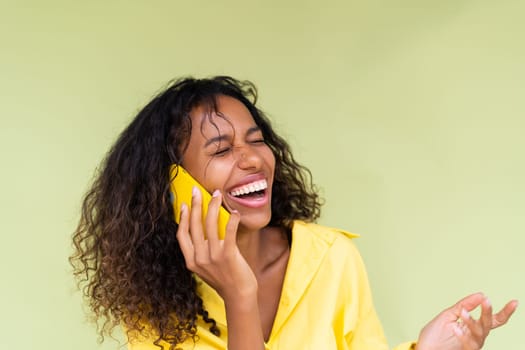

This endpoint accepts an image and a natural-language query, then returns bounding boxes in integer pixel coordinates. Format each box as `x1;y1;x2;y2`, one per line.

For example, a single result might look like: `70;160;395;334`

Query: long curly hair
70;76;321;349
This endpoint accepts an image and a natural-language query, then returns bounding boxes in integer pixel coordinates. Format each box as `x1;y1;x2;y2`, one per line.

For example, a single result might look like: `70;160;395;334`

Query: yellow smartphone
169;164;230;239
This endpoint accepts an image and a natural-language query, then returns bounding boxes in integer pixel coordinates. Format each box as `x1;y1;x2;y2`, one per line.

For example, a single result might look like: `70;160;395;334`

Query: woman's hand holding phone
176;187;257;300
176;187;265;350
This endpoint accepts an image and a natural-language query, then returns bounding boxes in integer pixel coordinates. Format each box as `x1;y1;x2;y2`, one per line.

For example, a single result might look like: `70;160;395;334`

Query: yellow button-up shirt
129;221;415;350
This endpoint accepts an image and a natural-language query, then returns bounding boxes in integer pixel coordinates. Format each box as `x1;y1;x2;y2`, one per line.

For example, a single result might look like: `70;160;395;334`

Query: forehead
190;95;257;139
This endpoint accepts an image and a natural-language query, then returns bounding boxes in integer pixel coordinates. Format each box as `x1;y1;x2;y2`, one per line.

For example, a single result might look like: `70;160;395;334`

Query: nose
234;145;262;170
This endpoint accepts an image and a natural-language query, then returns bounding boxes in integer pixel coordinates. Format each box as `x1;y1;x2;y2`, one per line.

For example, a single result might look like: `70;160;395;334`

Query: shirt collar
194;221;358;340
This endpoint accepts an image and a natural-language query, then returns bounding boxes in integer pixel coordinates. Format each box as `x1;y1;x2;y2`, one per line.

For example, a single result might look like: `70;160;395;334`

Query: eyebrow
204;126;261;148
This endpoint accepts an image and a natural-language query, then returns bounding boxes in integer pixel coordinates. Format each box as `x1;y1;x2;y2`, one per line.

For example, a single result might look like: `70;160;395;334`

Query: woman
71;76;517;350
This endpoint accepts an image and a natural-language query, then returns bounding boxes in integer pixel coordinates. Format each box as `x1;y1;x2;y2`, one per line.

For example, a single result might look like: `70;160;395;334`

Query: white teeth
230;180;268;197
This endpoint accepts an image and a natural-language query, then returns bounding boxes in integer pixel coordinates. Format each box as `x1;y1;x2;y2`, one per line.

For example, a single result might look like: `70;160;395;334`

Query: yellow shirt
129;221;416;350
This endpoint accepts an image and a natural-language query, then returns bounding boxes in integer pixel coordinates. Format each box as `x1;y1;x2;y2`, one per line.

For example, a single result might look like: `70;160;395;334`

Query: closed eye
212;147;231;156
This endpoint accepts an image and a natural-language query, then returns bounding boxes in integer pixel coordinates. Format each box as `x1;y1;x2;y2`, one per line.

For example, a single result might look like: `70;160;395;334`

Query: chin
237;211;272;232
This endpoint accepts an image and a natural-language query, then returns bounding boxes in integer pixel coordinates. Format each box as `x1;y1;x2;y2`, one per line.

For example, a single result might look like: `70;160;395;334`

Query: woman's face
181;95;276;233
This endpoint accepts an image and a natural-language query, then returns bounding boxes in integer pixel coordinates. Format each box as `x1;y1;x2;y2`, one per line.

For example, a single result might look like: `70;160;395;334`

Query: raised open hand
416;293;518;350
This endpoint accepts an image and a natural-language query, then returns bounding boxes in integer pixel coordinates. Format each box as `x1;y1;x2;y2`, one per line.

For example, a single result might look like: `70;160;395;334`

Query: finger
206;189;222;249
453;323;479;349
456;298;493;344
492;300;519;329
176;203;195;268
458;309;480;334
190;186;211;268
190;186;205;247
480;297;493;333
224;209;240;249
449;293;485;320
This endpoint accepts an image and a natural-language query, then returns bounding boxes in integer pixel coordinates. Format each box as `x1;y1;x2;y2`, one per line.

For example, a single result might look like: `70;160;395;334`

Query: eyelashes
212;147;231;156
211;139;266;157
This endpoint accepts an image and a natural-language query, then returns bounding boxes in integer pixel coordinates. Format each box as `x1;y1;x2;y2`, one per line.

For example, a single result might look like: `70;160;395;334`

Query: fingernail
485;297;492;306
461;309;470;319
192;186;199;197
212;189;220;197
181;203;187;213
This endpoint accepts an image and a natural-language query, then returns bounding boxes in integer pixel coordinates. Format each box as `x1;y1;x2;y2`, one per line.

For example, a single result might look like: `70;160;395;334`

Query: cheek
265;149;276;173
200;159;233;191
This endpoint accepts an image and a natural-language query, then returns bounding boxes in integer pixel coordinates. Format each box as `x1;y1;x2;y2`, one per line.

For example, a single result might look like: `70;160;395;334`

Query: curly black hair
70;76;322;349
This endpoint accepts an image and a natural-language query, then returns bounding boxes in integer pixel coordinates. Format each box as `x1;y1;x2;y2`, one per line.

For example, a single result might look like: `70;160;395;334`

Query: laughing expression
181;95;276;233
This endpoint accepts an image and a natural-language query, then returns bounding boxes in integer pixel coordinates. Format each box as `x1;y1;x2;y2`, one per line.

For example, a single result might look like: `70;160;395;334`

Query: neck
236;225;289;276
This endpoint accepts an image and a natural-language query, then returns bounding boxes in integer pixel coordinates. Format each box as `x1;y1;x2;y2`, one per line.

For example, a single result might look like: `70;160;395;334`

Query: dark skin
178;95;286;349
252;227;289;340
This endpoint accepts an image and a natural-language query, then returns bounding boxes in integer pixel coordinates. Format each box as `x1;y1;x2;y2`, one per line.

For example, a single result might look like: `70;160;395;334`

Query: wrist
224;291;259;313
221;281;258;303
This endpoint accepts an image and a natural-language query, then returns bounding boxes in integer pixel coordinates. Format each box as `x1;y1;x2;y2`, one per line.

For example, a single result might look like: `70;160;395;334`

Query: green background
1;1;523;349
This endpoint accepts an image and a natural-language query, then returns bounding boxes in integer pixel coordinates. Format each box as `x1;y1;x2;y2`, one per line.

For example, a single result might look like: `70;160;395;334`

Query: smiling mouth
229;179;268;198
